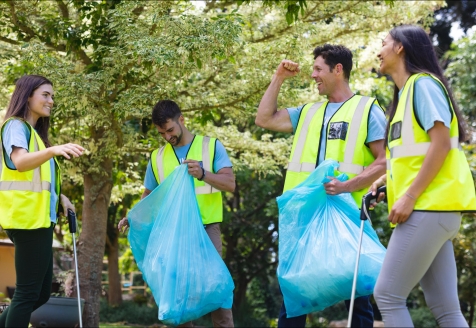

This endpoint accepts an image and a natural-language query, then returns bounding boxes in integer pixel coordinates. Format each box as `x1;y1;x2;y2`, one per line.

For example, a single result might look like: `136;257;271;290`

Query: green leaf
285;11;294;25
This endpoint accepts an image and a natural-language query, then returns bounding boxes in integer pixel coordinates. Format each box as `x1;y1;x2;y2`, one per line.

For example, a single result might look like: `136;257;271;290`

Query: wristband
197;167;206;181
405;192;416;200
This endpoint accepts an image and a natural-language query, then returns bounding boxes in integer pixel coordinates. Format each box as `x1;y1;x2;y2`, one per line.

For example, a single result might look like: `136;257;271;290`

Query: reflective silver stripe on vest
200;136;219;194
337;162;365;175
287;102;324;171
156;146;166;183
32;135;41;185
337;96;371;175
287;162;315;172
0;131;48;192
157;138;219;194
391;136;461;158
390;85;461;159
0;180;51;192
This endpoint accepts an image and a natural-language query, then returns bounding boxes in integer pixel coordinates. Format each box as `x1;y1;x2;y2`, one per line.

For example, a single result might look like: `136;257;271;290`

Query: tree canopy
0;0;443;325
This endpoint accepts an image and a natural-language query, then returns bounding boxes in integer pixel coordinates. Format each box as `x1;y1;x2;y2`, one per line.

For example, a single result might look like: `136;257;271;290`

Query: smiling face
378;34;402;75
27;84;54;122
156;116;184;146
311;56;337;97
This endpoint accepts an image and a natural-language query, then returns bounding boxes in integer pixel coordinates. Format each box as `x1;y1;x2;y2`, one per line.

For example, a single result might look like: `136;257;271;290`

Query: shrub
99;299;159;325
410;307;437;327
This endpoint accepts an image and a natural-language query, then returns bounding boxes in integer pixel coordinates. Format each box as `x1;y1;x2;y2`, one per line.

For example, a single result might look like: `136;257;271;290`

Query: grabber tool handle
360;186;386;220
67;209;77;234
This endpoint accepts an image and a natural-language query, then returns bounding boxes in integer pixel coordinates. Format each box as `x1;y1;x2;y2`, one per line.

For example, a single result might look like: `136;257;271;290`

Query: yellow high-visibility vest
283;95;379;205
150;135;223;225
386;73;476;212
0;118;61;229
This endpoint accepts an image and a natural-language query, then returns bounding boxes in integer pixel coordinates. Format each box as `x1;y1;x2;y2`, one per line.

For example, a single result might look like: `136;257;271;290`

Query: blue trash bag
127;164;234;326
277;159;386;318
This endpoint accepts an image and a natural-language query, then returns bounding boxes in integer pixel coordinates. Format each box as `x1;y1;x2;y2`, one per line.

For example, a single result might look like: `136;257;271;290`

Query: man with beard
118;99;235;327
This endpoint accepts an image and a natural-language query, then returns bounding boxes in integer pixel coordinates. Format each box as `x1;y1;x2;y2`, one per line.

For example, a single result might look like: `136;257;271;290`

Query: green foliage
409;307;437;327
132;294;148;306
99;299;159;325
0;0;444;323
233;275;282;327
446;33;476;121
237;0;307;25
118;247;138;274
0;292;10;304
306;301;348;327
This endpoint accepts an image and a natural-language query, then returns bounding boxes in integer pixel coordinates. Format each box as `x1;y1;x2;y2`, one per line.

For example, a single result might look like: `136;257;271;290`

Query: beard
168;124;183;146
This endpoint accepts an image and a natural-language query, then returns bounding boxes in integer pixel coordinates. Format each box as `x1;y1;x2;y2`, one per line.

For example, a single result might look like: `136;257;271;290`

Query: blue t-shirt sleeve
213;140;233;173
366;103;386;144
1;119;30;169
414;77;452;132
286;104;306;133
143;160;159;191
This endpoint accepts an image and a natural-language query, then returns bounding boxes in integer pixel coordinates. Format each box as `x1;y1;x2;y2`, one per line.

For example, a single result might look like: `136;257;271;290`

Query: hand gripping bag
277;160;386;318
127;164;234;325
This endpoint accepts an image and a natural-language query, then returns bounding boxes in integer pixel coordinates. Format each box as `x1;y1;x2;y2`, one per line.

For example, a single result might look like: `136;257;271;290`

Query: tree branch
9;0;92;66
0;36;20;45
250;1;364;44
182;86;266;112
77;49;93;66
55;0;69;19
8;1;38;41
243;194;280;220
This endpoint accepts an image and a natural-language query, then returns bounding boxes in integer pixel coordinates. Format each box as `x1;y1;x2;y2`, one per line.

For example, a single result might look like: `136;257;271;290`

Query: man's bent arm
255;60;299;133
256;76;293;133
202;167;235;193
344;140;387;192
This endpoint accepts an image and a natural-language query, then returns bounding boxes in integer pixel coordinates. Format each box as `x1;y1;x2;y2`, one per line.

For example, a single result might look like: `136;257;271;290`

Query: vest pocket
390;121;402;141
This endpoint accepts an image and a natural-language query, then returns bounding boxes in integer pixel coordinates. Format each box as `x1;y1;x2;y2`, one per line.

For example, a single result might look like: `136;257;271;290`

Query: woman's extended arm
10;143;84;172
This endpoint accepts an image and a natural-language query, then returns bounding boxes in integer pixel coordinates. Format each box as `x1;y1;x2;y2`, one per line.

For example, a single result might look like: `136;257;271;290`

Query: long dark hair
385;25;467;142
4;75;53;147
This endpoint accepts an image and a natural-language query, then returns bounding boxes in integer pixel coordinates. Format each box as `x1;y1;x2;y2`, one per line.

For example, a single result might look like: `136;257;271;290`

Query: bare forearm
202;170;235;193
344;157;387;193
12;148;54;172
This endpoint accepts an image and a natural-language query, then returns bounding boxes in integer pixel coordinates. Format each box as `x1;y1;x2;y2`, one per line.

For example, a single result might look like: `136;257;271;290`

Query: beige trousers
177;223;234;328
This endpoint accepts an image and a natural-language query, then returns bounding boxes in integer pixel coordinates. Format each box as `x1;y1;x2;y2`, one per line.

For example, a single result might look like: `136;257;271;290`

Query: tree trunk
76;159;113;327
469;297;474;328
233;277;249;314
106;219;122;306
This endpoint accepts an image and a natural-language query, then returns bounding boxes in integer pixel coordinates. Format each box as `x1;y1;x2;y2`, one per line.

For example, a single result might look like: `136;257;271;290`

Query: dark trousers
0;224;54;327
278;295;374;327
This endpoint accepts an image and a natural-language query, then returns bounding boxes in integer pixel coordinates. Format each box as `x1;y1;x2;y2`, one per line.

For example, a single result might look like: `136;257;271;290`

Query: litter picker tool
347;186;386;328
68;209;83;328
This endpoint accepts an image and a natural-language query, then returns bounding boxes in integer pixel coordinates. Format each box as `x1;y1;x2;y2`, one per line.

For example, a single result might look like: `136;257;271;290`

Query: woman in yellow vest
370;25;476;327
0;75;84;327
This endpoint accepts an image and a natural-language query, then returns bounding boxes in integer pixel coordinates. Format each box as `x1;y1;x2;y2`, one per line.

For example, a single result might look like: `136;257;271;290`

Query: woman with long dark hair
0;75;84;327
369;25;476;327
